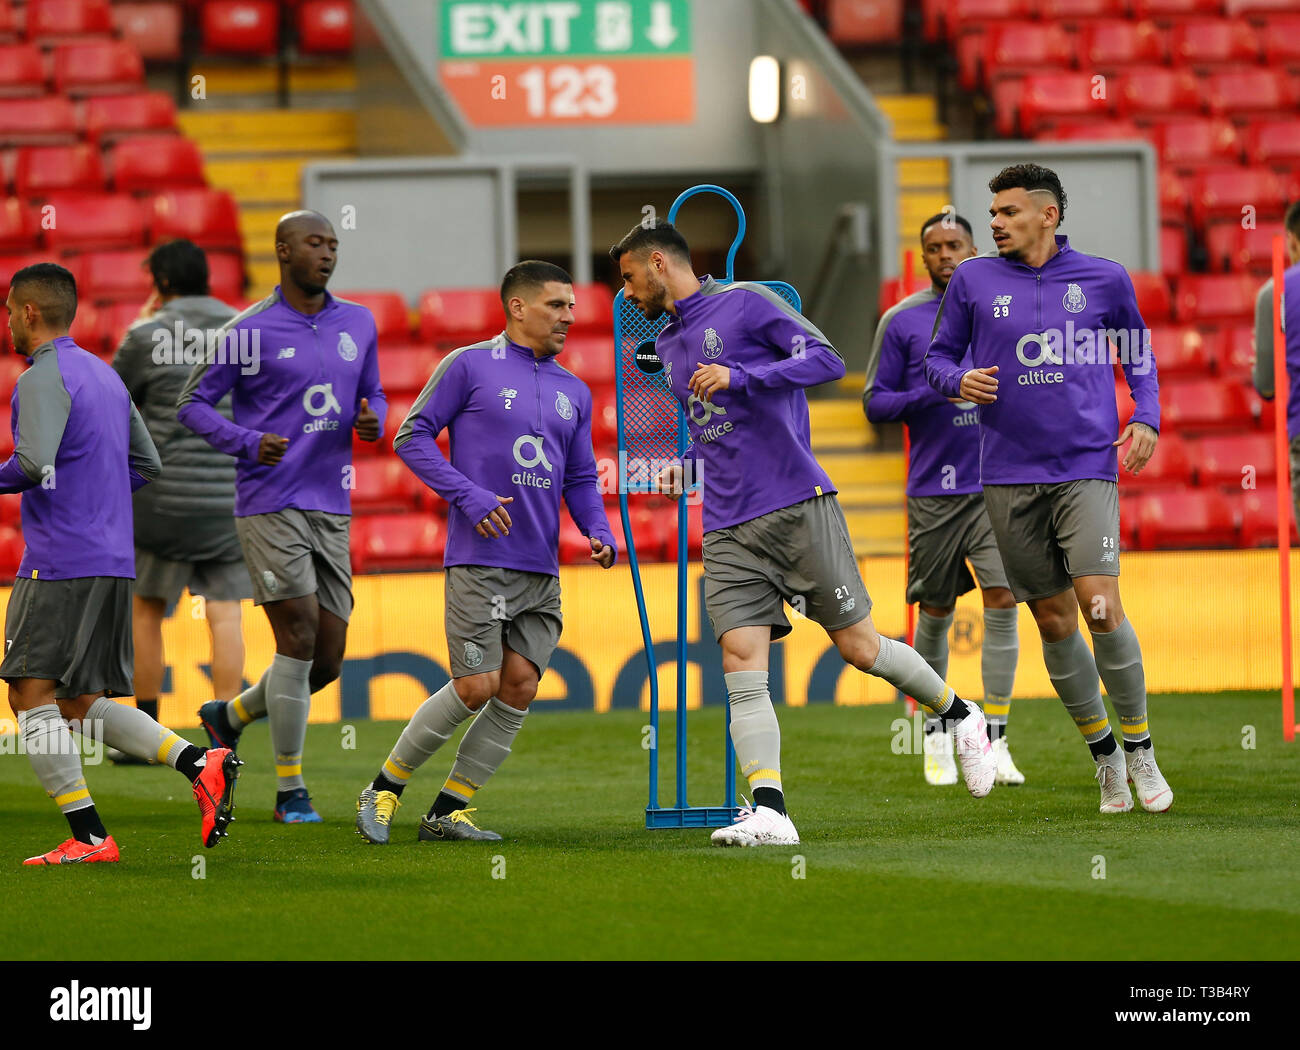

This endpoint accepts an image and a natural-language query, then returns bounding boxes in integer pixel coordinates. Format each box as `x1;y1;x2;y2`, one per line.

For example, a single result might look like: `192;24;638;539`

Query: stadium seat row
0;139;204;195
0;188;241;252
0;40;144;94
0;92;178;144
1119;485;1297;550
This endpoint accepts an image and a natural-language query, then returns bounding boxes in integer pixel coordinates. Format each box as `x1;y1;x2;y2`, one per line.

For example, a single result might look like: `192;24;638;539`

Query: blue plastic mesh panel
613;282;801;485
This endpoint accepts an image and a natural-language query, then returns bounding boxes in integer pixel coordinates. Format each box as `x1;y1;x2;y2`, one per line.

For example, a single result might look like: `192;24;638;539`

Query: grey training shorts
235;509;353;621
906;492;1010;607
445;564;563;680
1289;435;1300;528
702;494;872;642
981;479;1121;603
134;549;252;617
0;576;134;698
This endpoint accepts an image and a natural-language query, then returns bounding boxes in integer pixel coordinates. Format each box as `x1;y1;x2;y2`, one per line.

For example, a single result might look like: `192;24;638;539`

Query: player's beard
640;272;670;320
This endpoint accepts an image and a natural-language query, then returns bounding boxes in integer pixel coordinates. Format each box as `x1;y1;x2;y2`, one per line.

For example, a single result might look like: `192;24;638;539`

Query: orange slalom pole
1274;236;1296;743
902;247;918;719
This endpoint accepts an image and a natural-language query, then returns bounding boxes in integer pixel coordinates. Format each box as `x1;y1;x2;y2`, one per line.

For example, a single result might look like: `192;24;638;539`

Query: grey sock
914;611;954;731
380;680;474;789
20;705;92;814
726;670;782;795
85;697;190;768
266;653;312;791
1091;619;1149;745
229;669;269;727
1042;630;1111;744
871;635;960;718
442;697;527;805
981;607;1020;729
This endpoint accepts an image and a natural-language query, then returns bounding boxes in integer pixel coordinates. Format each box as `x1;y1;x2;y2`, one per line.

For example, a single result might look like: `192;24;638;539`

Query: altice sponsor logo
151;323;260;376
49;981;151;1030
1015;325;1153;384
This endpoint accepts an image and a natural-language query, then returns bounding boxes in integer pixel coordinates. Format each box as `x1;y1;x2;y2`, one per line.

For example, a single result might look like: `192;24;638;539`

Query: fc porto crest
702;327;724;360
1062;283;1086;314
463;641;483;668
555;391;573;420
338;331;358;361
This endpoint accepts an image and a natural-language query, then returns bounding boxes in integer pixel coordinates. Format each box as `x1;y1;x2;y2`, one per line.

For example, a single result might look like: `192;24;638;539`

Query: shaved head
275;209;334;244
275;210;338;299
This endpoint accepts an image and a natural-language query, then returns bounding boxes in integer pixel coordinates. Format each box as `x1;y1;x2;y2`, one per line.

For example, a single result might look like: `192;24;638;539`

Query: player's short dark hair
1286;201;1300;239
9;262;77;327
988;163;1068;227
500;260;573;308
148;239;210;297
608;220;691;265
920;212;974;242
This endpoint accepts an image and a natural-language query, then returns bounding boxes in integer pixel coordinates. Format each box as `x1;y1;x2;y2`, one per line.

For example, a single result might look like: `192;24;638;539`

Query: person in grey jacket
110;240;250;760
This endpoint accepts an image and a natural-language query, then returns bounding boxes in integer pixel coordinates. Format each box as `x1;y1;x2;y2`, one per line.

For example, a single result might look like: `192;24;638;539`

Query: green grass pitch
1;693;1296;961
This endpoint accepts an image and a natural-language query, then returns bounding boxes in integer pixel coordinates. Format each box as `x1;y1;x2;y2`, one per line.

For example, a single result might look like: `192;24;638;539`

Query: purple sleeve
0;387;38;493
864;314;944;423
728;290;845;394
176;338;263;460
562;393;616;562
924;269;972;399
355;316;388;439
393;357;500;526
1111;268;1161;433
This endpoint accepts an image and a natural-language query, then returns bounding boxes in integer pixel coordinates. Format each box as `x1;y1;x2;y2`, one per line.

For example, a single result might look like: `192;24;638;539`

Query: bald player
179;211;387;824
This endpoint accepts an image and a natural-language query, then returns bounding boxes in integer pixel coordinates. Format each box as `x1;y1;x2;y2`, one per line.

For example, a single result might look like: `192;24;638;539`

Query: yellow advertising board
0;548;1285;731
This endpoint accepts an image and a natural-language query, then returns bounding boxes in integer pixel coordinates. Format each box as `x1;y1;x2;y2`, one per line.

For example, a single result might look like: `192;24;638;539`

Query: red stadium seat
1175;274;1262;323
13;144;105;197
109;136;205;192
1226;0;1300;15
24;0;114;42
620;504;673;562
1159;225;1187;281
0;2;18;44
150;188;240;249
1131;0;1224;20
1147;324;1209;375
945;0;1031;36
68;248;151;302
1238;485;1299;548
571;283;614;332
99;299;148;351
384;394;417;439
0;524;24;578
1017;74;1112;137
877;273;929;314
1212;324;1255;379
561;333;616;385
1136;490;1237;549
68;300;113;351
1193;432;1277;486
1159;169;1191;224
989;77;1027;138
334;290;412;342
1258;16;1300;67
1118;430;1193;488
82;92;177;143
418;287;499;346
297;0;354;54
1115;67;1201;120
1167;18;1261;68
51;42;146;96
0;251;44;293
359;513;446;572
202;1;280;57
1203;220;1286;274
1077;19;1165;70
1243;118;1300;167
0;199;37;253
1150;117;1242;172
0;97;79;145
377;346;437;395
1160;377;1254;428
206;251;245;302
349;457;423;514
112;3;183;62
1204;70;1298;118
41;192;145;251
0;45;47;98
986;24;1076;82
1189;166;1287;226
1117;491;1140;549
1130;273;1173;323
1040;0;1129;25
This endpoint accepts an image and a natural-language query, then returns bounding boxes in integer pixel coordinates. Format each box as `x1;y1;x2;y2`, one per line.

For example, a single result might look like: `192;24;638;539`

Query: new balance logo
992;295;1012;306
278;347;296;359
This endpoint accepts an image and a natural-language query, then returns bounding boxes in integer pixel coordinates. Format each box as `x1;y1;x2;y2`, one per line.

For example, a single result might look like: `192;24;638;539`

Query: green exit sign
440;0;692;59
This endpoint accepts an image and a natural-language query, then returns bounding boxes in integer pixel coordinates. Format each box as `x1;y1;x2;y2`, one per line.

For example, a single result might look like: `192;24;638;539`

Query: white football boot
923;730;958;786
952;705;997;798
710;804;800;847
991;737;1025;786
1126;745;1173;813
1095;747;1134;813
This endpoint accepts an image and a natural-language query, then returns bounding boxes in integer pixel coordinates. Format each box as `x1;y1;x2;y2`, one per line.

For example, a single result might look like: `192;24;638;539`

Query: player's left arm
562;389;617;568
354;316;387;442
690;287;844;401
127;402;161;490
1110;266;1160;474
0;367;69;493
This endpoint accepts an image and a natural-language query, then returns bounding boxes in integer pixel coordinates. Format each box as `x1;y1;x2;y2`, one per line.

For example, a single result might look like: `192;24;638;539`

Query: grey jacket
113;295;242;560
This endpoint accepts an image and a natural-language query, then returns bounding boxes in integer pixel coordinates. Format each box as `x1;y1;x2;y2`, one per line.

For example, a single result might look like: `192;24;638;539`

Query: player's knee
277;624;317;661
454;674;499;710
836;631;879;671
498;672;539;708
308;659;342;692
1032;611;1075;642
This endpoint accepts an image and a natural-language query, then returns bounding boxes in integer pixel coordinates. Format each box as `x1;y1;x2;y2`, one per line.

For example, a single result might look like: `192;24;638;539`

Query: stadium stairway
178;107;357;298
809;398;906;557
